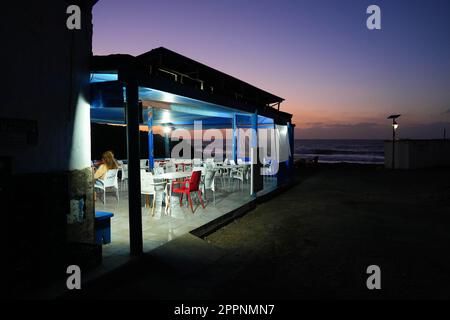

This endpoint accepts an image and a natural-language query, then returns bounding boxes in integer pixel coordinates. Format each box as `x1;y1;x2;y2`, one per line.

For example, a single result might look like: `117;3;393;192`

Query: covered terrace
89;48;294;259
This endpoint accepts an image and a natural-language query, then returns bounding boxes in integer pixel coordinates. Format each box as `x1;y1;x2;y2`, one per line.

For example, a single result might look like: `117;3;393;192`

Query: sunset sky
92;0;450;139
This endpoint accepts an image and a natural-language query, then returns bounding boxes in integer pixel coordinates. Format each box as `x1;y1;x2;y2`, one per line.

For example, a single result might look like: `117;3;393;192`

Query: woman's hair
102;151;118;169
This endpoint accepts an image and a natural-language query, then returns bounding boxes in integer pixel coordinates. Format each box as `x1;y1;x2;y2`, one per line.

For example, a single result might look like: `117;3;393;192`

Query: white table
153;171;192;181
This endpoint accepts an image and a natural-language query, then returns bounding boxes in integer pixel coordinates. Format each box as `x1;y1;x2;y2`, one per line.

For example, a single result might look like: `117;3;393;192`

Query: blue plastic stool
95;211;114;245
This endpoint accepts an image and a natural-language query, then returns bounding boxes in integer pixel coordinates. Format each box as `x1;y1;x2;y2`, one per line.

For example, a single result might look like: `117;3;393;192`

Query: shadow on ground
63;164;450;300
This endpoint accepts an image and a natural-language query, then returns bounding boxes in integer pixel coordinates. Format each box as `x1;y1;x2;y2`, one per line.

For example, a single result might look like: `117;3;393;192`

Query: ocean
294;139;385;164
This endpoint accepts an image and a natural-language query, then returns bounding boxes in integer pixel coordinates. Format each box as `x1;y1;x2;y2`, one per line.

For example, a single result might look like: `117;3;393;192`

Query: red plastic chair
172;170;205;213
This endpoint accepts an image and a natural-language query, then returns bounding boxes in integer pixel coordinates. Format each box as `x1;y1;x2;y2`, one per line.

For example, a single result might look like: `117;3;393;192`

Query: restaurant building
90;47;294;259
2;1;294;295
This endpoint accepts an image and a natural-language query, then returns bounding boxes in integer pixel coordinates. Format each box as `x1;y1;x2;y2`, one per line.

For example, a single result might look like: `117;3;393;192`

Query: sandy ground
65;164;450;299
202;164;450;299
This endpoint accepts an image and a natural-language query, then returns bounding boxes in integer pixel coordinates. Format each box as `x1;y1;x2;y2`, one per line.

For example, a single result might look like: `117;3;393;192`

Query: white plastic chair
230;165;250;191
140;159;148;169
165;162;176;173
210;162;223;188
221;158;231;185
120;163;128;189
226;159;237;187
202;166;217;206
94;169;119;205
262;158;275;181
153;166;165;175
174;159;185;172
141;171;166;216
184;159;193;172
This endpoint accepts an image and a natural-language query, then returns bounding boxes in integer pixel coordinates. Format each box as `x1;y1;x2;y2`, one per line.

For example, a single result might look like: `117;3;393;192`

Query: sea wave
294;139;385;164
302;148;384;156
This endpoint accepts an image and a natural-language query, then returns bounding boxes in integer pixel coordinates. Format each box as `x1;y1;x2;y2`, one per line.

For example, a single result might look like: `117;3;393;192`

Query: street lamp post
387;115;400;169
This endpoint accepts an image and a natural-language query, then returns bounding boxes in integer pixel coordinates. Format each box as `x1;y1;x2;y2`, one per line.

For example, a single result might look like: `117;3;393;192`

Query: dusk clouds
297;121;450;140
93;0;450;139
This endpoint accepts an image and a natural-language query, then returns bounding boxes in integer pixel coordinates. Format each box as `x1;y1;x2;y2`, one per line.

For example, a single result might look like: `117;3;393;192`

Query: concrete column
124;71;143;256
250;111;262;196
232;113;237;162
147;108;154;170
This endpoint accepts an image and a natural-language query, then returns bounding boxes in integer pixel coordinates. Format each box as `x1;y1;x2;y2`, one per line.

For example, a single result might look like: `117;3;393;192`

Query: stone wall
67;168;95;244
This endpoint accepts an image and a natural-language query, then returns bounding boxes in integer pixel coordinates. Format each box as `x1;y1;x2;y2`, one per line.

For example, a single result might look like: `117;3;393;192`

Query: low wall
385;139;450;169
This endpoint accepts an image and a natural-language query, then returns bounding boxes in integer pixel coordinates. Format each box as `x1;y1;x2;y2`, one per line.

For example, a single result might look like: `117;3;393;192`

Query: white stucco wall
385;140;450;169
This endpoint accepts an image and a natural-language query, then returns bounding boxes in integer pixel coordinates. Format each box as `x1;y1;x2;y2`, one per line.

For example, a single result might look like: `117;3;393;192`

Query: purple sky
92;0;450;139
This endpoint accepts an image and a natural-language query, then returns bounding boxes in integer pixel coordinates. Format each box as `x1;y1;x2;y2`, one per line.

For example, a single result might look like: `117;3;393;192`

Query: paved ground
66;165;450;300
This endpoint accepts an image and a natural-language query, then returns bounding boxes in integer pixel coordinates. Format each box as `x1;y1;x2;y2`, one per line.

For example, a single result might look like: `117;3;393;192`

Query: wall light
163;126;172;134
161;110;171;123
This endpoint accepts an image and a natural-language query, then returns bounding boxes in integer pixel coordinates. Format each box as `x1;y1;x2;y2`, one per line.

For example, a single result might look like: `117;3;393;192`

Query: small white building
385;140;450;169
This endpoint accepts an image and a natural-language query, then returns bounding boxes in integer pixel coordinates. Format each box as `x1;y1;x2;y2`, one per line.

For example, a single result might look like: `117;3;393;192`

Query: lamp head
393;119;398;130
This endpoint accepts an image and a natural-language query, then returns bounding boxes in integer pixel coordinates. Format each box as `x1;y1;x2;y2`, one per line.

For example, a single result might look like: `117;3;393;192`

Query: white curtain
275;124;290;162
